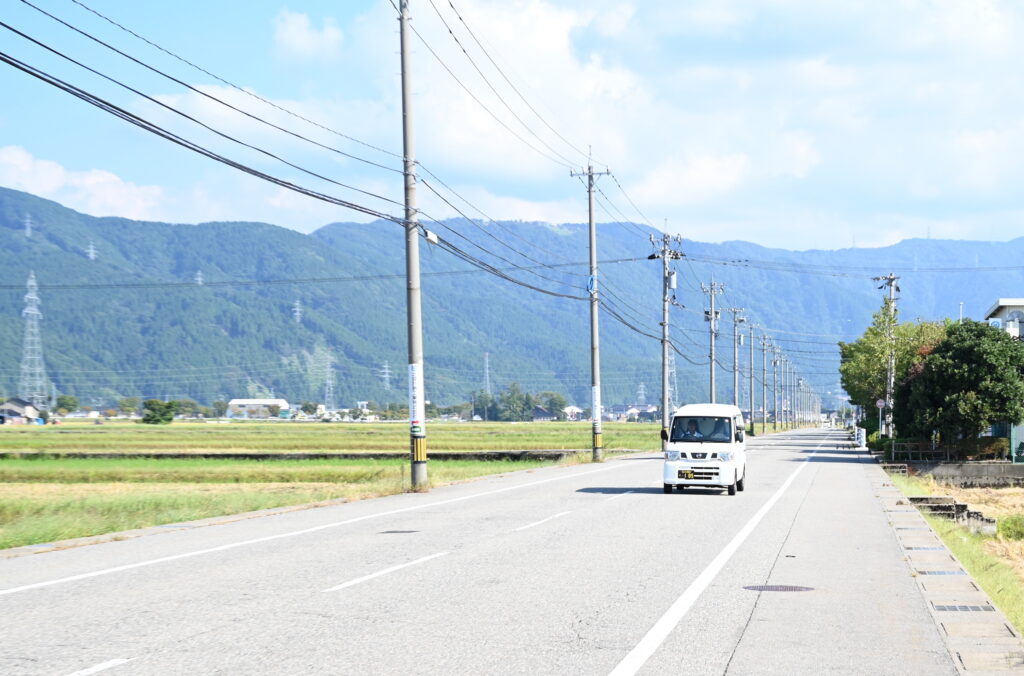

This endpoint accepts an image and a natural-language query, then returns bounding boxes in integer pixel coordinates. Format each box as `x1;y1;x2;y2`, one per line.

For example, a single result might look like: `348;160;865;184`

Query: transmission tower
323;357;336;412
24;214;32;238
194;270;204;286
292;299;303;323
18;271;49;411
636;382;646;406
379;360;392;390
85;241;97;260
484;352;492;396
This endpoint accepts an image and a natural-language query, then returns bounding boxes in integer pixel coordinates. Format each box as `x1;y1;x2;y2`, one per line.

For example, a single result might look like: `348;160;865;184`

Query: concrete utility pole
761;336;770;435
649;233;683;448
772;349;780;432
748;323;756;432
400;0;428;489
571;161;610;461
701;280;725;403
873;273;900;438
725;309;745;408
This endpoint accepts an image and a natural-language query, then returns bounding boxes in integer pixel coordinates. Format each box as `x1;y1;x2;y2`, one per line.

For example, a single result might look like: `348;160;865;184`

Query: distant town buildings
984;299;1024;338
227;398;290;418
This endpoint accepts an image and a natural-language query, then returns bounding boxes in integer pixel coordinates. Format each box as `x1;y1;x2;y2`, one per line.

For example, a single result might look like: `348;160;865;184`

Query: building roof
985;299;1024;320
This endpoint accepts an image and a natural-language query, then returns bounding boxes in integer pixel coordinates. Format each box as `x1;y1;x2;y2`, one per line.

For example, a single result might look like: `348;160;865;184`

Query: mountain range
2;185;1021;410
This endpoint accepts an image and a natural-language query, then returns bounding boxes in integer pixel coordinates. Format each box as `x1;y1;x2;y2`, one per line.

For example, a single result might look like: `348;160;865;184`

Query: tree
267;404;281;418
895;321;1024;442
141;399;177;424
498;383;533;421
172;399;198;417
212;400;228;418
300;401;319;415
537;391;568;421
839;299;946;410
56;394;79;412
119;397;141;415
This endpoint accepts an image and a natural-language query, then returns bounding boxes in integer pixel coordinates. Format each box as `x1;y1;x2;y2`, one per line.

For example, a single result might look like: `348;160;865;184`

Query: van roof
671;403;742;417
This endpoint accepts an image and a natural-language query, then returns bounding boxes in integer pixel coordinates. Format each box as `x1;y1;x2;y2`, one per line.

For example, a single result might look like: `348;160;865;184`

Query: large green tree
839;299;946;409
894;321;1024;440
141;399;177;424
55;394;79;412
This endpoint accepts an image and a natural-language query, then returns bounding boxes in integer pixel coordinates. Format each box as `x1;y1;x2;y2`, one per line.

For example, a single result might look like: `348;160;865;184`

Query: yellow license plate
678;470;694;479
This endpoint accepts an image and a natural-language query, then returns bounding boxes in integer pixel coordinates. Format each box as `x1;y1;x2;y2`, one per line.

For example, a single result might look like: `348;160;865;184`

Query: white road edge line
513;511;572;532
1;458;643;597
323;552;448;593
608;435;832;676
605;490;635;502
64;658;134;676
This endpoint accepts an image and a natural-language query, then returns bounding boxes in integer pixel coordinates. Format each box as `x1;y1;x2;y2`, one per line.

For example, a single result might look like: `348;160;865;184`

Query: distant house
532;405;556;422
563;405;583;422
227;398;290;418
984;299;1024;338
0;398;39;424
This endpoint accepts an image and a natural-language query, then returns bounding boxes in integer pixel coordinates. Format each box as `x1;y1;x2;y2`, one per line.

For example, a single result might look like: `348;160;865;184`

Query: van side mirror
735;430;744;442
660;428;668;442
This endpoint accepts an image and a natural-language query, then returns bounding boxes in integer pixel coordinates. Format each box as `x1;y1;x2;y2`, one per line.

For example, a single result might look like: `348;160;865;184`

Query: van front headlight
665;450;680;461
718;451;733;462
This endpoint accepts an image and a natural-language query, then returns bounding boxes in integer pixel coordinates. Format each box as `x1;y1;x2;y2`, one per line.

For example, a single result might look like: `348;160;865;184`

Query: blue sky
2;0;1023;249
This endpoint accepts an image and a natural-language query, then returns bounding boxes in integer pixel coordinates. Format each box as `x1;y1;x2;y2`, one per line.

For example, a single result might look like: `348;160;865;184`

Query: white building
984;299;1024;338
227;398;290;418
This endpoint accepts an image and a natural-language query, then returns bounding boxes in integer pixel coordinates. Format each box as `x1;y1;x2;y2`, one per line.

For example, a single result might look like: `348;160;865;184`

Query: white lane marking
0;459;646;597
609;435;832;676
323;552;448;593
605;490;635;502
513;511;572;532
64;658;134;676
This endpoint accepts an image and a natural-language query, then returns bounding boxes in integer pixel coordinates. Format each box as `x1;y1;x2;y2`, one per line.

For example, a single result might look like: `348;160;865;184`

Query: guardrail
891;442;949;462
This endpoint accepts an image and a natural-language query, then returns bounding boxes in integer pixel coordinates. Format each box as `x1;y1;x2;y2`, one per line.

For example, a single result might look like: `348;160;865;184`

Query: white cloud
273;10;343;60
631;154;751;206
0;146;163;220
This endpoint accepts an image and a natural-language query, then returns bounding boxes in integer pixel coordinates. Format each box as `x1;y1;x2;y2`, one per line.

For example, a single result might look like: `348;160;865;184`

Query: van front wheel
663;484;673;494
737;468;746;492
728;472;738;496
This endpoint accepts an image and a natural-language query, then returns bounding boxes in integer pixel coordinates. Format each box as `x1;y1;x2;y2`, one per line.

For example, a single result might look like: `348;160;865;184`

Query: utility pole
701;279;725;403
873;273;900;438
772;348;780;432
761;336;770;435
400;0;427;488
571;160;610;461
725;308;745;408
649;233;682;447
748;323;755;432
484;352;491;397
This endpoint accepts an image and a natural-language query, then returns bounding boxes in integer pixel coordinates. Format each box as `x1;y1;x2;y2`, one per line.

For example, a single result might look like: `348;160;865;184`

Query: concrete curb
873;465;1024;674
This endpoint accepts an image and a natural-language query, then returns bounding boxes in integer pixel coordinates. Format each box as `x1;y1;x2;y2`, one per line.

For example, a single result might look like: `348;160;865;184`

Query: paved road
0;429;957;675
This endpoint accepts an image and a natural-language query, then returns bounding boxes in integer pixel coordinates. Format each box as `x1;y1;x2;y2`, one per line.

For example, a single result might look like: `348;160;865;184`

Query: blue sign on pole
587;275;596;294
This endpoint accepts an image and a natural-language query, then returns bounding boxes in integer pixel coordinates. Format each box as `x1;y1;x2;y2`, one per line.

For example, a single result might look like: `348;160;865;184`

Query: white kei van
661;403;747;495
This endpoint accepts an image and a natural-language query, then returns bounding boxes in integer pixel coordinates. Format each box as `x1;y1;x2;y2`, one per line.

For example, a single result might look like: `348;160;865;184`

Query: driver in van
684;419;703;439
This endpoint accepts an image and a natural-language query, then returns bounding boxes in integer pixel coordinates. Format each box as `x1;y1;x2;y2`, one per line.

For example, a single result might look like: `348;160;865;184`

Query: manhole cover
379;530;419;534
743;585;814;592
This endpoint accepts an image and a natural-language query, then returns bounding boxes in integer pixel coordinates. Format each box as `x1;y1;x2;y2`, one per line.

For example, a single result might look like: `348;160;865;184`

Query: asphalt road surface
0;428;957;675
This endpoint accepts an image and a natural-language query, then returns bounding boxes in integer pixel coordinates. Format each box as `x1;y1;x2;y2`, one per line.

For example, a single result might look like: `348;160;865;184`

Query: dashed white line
513;511;572;532
0;460;643;597
322;552;448;593
605;490;636;502
609;435;831;676
64;658;134;676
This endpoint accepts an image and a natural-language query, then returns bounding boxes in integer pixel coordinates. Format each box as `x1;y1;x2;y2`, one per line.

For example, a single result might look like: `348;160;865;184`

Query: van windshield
670;416;733;443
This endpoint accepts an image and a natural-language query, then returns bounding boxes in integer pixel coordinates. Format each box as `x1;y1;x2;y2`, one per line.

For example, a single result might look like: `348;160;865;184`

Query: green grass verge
0;456;564;550
925;515;1024;635
889;474;932;497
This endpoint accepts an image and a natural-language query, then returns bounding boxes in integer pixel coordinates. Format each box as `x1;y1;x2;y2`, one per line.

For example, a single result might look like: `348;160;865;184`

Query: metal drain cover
934;604;995;612
379;530;420;534
743;585;814;592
